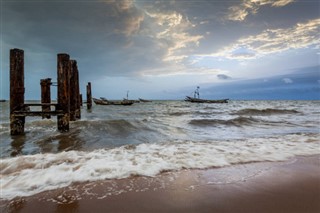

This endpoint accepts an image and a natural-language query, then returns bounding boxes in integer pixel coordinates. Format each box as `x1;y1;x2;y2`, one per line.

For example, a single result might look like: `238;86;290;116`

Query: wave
168;111;213;116
75;119;153;133
232;108;300;116
1;133;319;200
24;119;152;136
189;117;262;127
168;112;190;116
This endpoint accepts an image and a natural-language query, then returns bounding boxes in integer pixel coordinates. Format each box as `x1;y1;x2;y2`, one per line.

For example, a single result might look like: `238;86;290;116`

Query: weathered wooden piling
10;49;25;135
69;60;77;121
86;82;92;110
80;94;83;106
9;49;83;135
57;54;70;131
75;63;81;119
40;78;52;119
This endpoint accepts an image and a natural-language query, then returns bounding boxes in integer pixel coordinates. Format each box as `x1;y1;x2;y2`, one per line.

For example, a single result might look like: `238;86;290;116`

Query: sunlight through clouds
227;0;295;21
198;19;320;60
145;10;203;63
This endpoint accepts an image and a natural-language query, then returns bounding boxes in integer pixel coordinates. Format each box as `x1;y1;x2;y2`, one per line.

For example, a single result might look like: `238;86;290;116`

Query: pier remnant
10;49;25;135
9;48;83;135
40;78;52;119
86;82;92;110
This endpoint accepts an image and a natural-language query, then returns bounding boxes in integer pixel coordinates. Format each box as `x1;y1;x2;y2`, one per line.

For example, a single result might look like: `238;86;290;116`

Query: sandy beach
1;155;319;213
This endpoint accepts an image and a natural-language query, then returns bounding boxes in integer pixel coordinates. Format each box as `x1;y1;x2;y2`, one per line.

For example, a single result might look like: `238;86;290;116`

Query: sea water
0;100;319;200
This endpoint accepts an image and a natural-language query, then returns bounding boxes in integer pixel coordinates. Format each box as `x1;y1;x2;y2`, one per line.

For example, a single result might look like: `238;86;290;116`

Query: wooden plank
24;103;58;107
13;110;64;117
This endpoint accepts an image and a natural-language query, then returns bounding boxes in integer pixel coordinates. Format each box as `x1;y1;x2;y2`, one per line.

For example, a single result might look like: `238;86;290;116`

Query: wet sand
1;155;319;213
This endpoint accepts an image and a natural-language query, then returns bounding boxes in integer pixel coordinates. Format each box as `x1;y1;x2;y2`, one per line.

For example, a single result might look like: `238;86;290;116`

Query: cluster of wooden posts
10;48;92;135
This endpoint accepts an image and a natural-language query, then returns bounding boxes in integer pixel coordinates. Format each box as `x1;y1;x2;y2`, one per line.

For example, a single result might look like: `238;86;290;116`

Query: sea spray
1;133;319;200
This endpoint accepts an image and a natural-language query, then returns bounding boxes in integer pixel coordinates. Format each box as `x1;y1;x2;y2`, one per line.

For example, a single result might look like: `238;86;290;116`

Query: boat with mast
185;86;229;103
93;97;134;105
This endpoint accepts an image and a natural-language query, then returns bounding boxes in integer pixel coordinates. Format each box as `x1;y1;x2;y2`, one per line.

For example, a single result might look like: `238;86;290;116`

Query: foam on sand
1;133;319;200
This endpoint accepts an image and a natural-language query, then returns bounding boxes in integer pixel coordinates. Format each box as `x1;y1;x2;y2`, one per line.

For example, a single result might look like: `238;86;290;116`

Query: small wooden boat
185;96;229;103
124;98;140;103
139;98;152;103
100;97;109;102
185;86;228;103
93;98;134;106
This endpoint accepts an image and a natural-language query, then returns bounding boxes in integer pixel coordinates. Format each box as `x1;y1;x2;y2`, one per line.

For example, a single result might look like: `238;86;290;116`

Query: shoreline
1;155;320;213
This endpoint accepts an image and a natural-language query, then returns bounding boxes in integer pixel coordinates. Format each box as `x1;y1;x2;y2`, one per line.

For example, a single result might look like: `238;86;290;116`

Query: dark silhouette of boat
139;98;152;102
185;86;229;103
0;99;6;102
93;98;134;106
185;96;229;103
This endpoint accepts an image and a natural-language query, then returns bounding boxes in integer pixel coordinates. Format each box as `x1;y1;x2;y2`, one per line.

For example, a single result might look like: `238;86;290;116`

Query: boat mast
194;86;200;99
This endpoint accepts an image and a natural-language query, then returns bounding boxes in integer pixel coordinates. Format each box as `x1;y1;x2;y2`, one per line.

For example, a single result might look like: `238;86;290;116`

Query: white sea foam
0;133;319;200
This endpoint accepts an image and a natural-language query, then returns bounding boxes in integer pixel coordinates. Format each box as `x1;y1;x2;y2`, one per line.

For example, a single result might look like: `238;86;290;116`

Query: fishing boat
185;86;229;103
138;98;152;103
93;98;134;106
122;90;140;103
185;96;229;103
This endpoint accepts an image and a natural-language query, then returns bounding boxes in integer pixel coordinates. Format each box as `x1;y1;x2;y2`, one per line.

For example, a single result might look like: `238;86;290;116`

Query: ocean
0;100;319;200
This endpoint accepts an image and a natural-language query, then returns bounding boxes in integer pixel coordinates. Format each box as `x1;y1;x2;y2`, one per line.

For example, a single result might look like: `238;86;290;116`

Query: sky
1;0;319;100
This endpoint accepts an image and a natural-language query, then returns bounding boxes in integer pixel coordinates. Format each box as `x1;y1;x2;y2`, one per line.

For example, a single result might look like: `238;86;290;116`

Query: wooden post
10;48;25;135
86;82;92;110
40;78;52;119
75;63;81;119
69;60;77;121
80;94;83;106
57;54;70;132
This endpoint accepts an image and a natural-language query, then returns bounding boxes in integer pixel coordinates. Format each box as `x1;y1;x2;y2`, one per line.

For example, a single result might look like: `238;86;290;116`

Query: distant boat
138;98;152;103
100;97;108;101
124;98;140;103
93;98;134;106
185;96;229;103
0;99;6;102
122;90;140;103
185;86;229;103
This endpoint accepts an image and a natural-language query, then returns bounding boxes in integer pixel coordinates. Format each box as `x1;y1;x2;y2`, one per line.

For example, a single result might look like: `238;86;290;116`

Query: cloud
217;74;232;80
139;65;222;77
104;0;144;37
282;78;293;83
198;19;320;60
227;0;295;21
145;10;203;63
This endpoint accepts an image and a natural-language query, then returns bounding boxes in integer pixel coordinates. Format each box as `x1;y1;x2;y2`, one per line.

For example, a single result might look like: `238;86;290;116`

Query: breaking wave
189;117;265;127
232;108;300;116
1;133;319;200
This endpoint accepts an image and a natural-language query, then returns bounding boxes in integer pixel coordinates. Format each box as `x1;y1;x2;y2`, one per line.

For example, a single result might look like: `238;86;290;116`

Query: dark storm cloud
217;74;232;80
2;0;150;79
2;0;206;81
